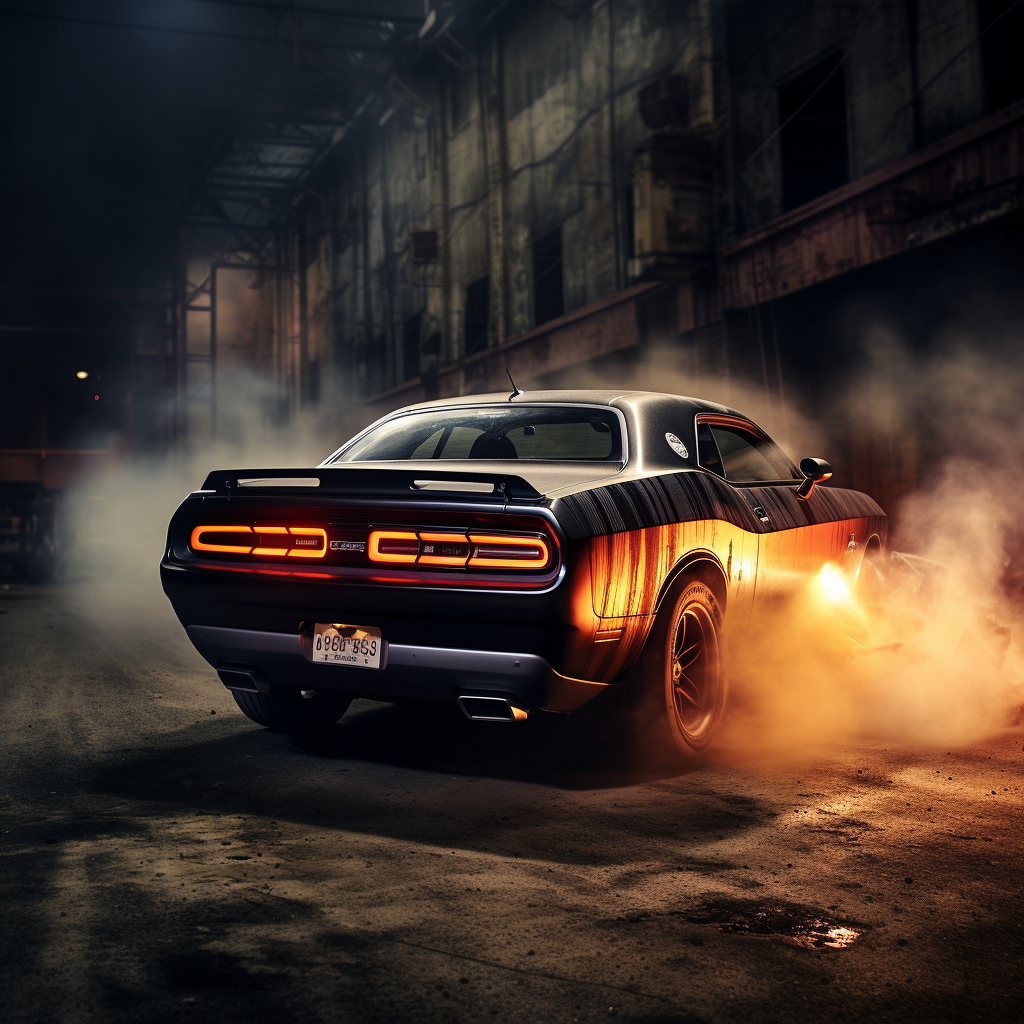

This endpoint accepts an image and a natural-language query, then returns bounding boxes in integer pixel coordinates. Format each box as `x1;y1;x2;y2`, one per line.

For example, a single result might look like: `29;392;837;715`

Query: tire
626;578;726;764
231;687;352;735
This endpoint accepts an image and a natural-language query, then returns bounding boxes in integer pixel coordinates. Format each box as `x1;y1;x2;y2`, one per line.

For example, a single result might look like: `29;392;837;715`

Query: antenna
506;369;524;401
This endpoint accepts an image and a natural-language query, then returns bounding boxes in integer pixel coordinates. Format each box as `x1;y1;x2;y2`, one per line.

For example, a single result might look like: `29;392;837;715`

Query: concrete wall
724;0;985;236
285;0;1013;430
306;0;711;398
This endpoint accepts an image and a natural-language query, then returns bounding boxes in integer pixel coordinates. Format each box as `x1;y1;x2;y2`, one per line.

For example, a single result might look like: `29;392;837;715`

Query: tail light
190;525;327;559
367;530;551;570
183;513;558;584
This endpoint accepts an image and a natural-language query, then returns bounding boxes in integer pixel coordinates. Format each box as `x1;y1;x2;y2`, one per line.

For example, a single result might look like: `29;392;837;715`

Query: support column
297;221;310;405
479;21;509;345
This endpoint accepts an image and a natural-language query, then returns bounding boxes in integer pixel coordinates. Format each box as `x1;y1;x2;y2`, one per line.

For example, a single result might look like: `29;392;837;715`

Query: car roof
396;389;742;417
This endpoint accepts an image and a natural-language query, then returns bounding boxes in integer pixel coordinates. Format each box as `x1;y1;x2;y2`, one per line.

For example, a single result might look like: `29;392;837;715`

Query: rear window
333;406;623;462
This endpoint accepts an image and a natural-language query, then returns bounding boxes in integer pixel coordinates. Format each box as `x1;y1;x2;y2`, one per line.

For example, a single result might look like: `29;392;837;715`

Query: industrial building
3;0;1023;521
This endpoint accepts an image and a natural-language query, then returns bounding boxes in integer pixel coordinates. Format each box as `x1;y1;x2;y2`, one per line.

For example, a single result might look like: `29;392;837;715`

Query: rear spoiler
198;467;544;503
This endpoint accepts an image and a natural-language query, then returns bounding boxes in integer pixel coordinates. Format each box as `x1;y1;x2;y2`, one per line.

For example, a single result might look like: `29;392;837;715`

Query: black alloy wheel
666;588;722;747
627;577;726;763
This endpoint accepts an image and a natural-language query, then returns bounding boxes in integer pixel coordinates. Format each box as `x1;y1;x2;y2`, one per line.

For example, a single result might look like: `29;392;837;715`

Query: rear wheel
231;687;352;735
627;578;726;764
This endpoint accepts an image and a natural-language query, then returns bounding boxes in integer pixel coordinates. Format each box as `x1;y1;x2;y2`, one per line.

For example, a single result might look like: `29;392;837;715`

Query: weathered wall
308;0;712;399
723;0;985;235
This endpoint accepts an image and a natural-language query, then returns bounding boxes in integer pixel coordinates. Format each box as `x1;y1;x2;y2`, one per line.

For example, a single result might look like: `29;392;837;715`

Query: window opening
464;276;489;356
697;419;798;482
335;406;622;462
978;0;1024;113
532;228;564;326
778;53;849;212
622;185;635;259
696;422;724;477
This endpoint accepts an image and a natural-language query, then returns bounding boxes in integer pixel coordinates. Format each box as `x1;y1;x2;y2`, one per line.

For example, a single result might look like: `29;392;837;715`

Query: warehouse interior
1;0;1023;536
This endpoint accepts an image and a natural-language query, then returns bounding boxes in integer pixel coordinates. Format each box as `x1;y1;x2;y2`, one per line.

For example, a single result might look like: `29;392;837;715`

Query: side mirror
796;457;833;500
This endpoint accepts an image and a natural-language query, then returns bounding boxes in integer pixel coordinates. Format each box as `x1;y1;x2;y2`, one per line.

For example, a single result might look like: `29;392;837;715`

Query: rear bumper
186;625;613;714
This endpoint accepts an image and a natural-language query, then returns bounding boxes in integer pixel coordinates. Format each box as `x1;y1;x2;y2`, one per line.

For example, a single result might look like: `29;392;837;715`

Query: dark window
978;1;1024;113
335;406;622;463
422;330;441;360
697;420;797;482
411;231;438;260
622;185;635;259
778;53;849;212
464;276;489;356
532;228;564;326
402;313;421;381
696;422;725;477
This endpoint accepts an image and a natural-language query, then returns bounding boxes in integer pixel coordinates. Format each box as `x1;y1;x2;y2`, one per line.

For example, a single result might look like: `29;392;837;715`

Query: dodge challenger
160;389;887;761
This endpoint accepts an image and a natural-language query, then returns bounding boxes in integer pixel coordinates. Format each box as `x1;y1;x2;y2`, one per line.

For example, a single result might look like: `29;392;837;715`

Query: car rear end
160;466;609;722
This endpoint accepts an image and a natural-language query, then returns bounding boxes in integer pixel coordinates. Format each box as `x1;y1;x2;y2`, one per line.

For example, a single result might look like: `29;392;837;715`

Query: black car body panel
160;390;887;716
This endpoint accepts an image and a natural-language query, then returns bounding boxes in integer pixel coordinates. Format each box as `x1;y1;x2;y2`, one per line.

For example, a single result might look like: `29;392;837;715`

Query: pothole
685;898;862;949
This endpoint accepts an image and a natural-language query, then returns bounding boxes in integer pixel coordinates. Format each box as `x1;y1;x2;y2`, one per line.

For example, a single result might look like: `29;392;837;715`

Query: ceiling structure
0;0;476;449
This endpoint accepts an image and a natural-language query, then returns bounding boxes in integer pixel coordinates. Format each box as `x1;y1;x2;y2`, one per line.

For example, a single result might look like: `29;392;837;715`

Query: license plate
312;623;383;669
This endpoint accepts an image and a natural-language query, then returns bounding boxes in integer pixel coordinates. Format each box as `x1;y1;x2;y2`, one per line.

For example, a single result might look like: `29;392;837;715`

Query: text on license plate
312;623;383;669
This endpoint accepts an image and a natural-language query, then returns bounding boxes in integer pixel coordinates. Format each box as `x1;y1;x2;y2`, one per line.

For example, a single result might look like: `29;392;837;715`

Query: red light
93;395;99;401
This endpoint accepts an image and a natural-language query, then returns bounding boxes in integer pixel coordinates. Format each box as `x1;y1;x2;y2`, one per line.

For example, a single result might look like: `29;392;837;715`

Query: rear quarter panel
551;471;886;684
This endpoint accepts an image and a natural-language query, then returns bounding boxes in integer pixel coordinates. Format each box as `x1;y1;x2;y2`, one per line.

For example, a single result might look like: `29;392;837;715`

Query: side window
696;420;797;482
696;422;725;477
709;425;795;481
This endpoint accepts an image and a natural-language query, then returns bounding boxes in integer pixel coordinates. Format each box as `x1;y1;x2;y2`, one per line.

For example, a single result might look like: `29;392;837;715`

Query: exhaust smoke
63;316;1023;757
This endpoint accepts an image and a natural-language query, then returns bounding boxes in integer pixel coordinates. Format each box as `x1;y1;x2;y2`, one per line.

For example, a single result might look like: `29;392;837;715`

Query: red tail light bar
367;529;551;570
186;519;557;577
190;525;327;559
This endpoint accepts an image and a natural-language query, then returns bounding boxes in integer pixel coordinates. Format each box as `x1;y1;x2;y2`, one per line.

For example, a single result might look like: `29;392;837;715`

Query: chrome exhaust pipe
457;695;528;722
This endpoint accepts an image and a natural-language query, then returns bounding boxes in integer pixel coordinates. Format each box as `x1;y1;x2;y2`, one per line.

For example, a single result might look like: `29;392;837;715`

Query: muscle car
160;390;887;761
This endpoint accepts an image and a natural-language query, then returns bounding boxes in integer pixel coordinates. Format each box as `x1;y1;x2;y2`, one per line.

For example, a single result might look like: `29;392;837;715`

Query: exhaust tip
217;667;270;693
218;668;259;692
458;695;528;723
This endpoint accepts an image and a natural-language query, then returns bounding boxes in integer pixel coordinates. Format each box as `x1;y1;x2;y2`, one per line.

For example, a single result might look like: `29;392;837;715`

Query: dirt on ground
0;580;1021;1024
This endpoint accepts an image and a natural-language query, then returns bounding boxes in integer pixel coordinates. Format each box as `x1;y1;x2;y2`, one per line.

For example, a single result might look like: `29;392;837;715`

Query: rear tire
231;687;352;735
626;578;726;765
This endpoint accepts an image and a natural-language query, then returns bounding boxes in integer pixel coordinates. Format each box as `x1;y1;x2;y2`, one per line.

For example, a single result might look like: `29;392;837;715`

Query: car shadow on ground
79;700;775;866
294;697;687;787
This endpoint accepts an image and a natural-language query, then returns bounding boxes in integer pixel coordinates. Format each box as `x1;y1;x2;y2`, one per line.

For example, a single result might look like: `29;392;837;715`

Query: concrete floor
1;579;1021;1024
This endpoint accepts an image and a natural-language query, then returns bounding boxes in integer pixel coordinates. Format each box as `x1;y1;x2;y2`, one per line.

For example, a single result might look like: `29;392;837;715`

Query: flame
818;562;852;603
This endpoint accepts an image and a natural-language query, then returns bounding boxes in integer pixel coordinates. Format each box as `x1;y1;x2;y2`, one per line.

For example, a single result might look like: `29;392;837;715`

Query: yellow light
192;524;327;559
286;526;327;558
818;562;851;603
76;371;89;379
191;525;253;554
417;531;470;566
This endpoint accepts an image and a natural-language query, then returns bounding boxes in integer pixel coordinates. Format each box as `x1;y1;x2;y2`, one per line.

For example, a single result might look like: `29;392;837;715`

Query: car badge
330;540;367;552
665;432;689;459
